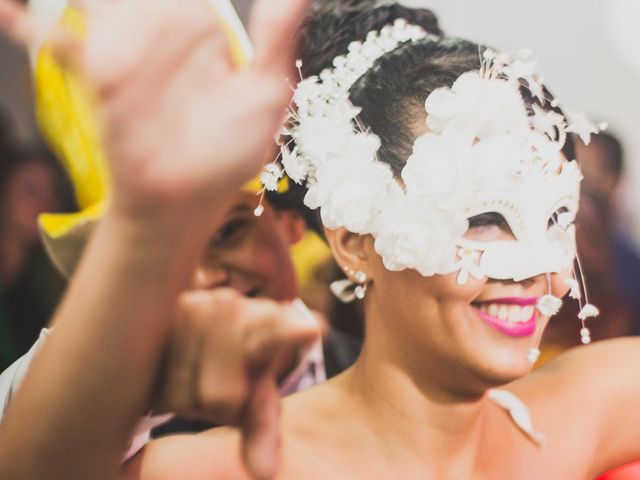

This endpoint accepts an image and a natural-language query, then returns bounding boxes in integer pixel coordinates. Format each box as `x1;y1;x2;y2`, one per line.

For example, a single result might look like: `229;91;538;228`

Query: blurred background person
579;131;640;336
541;131;638;359
0;129;74;371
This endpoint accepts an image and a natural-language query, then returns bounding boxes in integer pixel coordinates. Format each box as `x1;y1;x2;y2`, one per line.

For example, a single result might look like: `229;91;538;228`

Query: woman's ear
324;227;371;278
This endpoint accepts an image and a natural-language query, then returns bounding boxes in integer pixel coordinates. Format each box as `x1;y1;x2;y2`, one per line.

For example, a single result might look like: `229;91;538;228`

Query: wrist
104;193;234;249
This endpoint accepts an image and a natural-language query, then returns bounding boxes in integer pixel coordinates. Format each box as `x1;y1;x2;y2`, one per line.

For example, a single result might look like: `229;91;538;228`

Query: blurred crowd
0;112;74;371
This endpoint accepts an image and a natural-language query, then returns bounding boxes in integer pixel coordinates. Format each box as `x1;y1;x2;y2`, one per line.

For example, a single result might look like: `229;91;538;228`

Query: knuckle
195;377;246;419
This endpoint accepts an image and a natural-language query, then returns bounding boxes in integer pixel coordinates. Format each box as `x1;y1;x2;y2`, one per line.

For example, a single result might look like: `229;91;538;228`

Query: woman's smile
471;297;539;337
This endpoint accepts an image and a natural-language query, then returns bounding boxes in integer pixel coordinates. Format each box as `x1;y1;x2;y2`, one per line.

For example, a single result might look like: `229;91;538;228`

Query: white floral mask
261;20;599;286
454;158;581;285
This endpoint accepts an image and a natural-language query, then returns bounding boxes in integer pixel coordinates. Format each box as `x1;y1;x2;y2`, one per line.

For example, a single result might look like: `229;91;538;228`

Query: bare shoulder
514;337;640;400
120;427;249;480
510;337;640;475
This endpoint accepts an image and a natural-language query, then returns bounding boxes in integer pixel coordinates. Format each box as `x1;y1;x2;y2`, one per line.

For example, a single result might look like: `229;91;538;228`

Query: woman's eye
212;217;251;248
465;212;513;240
467;212;511;230
548;207;573;230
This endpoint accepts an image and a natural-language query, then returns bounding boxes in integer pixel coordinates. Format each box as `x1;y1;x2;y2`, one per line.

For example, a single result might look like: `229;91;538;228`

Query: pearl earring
354;271;367;299
330;267;368;303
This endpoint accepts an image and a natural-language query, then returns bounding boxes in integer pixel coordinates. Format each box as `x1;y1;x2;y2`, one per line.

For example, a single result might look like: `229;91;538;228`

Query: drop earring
330;267;369;303
354;271;367;300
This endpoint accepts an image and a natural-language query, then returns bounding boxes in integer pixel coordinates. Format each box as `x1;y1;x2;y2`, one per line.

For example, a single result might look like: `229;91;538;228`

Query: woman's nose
192;265;231;290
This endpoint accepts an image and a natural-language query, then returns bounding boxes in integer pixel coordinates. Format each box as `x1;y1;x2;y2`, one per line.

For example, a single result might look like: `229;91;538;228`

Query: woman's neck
335;339;503;477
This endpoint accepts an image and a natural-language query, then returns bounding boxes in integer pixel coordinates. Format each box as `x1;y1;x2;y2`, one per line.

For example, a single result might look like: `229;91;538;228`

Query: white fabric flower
536;294;563;316
280;146;306;184
578;304;600;320
292;76;320;113
260;163;283;191
402;134;474;210
296;111;354;165
374;194;467;276
531;104;566;139
425;72;531;143
564;278;582;300
470;134;524;186
566;110;600;145
456;247;485;285
305;151;391;234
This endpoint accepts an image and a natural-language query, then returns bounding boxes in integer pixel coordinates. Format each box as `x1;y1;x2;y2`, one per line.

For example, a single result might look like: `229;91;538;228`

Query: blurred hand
157;289;320;479
0;0;306;220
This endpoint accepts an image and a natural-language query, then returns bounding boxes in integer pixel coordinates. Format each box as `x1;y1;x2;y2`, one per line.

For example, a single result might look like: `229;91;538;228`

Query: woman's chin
470;347;536;387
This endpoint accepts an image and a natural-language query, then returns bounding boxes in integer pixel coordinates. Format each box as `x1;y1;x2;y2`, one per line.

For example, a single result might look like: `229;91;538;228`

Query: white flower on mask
531;104;566;140
292;76;322;115
455;247;485;285
564;278;582;300
305;137;389;234
578;303;599;320
536;294;563;316
280;146;306;184
296;112;353;164
425;72;531;144
374;194;467;276
565;110;600;145
503;58;538;81
402;133;473;210
260;163;283;191
470;134;523;185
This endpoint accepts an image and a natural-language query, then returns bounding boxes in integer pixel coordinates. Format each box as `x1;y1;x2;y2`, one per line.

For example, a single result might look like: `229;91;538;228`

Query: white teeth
521;306;534;322
477;303;536;323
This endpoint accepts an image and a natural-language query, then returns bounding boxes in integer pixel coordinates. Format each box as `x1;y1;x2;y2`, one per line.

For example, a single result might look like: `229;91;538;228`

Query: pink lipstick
472;297;538;337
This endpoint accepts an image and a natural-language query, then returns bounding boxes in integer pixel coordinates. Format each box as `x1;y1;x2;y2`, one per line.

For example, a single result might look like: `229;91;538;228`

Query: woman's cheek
550;267;573;298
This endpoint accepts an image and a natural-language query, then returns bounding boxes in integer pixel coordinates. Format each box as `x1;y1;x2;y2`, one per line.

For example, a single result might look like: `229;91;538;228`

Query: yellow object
242;175;290;195
33;0;326;286
33;0;255;276
291;231;332;289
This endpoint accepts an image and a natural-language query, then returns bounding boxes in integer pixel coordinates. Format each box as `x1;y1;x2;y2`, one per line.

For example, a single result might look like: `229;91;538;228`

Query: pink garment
598;463;640;480
278;338;326;396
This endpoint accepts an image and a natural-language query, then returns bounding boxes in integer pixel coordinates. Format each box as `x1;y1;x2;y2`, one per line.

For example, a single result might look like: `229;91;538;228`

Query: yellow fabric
35;6;109;239
36;2;254;240
291;231;332;289
33;1;255;275
33;0;318;285
208;0;253;68
242;175;290;194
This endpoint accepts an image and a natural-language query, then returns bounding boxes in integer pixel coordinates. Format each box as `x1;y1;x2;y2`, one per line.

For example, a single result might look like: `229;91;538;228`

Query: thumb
240;374;282;480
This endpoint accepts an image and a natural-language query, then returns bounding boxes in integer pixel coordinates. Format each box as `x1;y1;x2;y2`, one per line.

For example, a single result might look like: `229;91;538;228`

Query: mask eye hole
466;212;514;241
548;207;573;230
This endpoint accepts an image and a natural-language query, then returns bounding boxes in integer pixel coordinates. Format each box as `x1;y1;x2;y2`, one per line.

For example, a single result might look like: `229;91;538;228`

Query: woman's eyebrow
228;203;253;215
